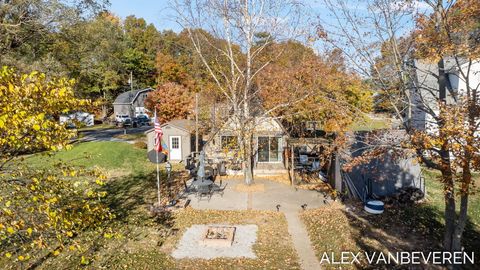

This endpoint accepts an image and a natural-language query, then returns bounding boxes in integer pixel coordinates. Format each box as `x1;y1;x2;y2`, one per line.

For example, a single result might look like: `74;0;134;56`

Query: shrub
134;141;147;149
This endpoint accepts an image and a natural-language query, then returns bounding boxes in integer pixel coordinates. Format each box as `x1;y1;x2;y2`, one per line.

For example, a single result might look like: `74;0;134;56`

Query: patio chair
210;181;228;197
181;179;196;195
196;184;213;201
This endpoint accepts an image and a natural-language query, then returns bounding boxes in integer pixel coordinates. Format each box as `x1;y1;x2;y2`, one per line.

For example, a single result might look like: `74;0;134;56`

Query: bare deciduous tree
171;0;311;185
319;0;480;256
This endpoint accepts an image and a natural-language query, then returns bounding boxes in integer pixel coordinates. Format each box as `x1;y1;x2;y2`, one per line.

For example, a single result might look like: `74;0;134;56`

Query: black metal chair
210;180;228;197
183;179;190;191
196;183;213;201
180;179;196;197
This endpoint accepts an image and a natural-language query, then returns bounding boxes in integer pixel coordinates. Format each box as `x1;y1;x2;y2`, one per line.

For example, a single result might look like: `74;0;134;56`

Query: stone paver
185;179;325;270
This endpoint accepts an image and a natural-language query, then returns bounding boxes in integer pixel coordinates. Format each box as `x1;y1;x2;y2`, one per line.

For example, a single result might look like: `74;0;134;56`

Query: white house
203;114;289;175
410;58;480;133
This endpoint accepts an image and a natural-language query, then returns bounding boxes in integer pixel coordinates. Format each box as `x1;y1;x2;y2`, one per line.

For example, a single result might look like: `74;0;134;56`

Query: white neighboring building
410;58;480;133
60;112;94;127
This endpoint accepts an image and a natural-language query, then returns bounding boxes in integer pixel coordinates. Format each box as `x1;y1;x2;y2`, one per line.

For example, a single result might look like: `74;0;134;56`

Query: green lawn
14;142;301;269
16;142;480;269
349;115;391;131
422;169;480;228
26;141;155;172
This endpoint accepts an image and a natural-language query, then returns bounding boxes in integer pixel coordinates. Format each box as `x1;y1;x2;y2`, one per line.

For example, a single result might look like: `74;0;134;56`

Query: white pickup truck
115;114;132;127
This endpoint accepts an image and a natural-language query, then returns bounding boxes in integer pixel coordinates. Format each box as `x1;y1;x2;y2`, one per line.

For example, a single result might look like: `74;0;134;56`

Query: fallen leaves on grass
301;202;450;269
166;209;301;270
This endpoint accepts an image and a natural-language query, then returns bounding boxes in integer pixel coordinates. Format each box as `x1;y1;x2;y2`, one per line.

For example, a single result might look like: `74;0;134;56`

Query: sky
108;0;429;76
108;0;337;33
109;0;181;32
108;0;428;33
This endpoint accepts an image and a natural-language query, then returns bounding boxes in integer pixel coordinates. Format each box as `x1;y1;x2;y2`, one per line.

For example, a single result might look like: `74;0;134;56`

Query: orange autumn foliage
258;52;372;134
144;82;193;123
415;0;480;60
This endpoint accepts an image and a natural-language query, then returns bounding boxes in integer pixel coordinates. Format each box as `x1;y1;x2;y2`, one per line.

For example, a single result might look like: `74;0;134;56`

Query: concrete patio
185;179;328;212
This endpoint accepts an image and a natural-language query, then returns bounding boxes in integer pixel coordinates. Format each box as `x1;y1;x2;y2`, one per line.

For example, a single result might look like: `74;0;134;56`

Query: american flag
154;110;163;152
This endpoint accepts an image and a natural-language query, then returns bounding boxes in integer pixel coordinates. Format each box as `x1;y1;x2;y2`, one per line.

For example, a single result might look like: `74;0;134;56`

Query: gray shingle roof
164;119;195;132
144;119;195;134
113;88;153;104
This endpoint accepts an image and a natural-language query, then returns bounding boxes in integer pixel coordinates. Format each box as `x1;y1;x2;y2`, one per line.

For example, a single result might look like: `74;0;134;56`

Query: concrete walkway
284;212;322;270
186;179;324;270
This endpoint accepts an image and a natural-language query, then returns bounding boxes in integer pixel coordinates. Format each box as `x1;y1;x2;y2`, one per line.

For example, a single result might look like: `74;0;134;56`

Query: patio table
192;179;214;198
192;179;214;187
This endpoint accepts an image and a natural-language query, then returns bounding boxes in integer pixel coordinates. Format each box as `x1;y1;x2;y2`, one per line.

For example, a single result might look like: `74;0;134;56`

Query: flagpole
156;150;161;206
154;109;161;206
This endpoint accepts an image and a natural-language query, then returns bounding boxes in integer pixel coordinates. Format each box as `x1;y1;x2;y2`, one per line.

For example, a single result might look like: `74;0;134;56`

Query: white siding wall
413;60;480;136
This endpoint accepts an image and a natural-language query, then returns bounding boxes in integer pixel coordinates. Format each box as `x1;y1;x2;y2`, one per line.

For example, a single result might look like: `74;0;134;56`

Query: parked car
115;114;132;127
122;118;132;127
132;114;151;127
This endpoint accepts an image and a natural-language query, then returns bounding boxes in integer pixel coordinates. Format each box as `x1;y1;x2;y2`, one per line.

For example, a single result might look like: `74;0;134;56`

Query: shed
113;88;153;118
343;130;424;199
145;119;199;162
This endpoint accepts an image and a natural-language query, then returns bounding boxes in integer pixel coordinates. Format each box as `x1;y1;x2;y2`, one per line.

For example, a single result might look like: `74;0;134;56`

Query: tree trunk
443;171;456;252
452;193;469;251
243;133;254;185
435;52;458;254
244;155;254;185
439;126;457;252
102;91;107;122
452;145;472;251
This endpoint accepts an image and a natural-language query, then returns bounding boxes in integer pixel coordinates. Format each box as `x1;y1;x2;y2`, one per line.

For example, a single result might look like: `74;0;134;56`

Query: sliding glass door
270;137;279;161
258;137;269;162
257;136;281;162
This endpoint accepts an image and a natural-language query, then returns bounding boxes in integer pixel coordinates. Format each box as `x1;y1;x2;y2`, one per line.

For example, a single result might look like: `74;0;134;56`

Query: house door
169;136;182;160
257;136;282;162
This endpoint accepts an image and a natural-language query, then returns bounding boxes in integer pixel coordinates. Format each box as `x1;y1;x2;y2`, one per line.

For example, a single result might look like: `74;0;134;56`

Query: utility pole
129;71;133;91
102;91;107;121
195;92;199;152
212;100;216;131
129;71;134;118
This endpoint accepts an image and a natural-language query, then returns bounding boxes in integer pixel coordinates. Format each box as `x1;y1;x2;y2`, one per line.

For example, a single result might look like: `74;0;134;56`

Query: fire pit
172;224;257;259
202;226;236;247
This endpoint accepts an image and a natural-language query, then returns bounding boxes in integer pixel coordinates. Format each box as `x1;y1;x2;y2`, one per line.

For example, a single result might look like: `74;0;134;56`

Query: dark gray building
113;88;153;118
343;130;424;199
